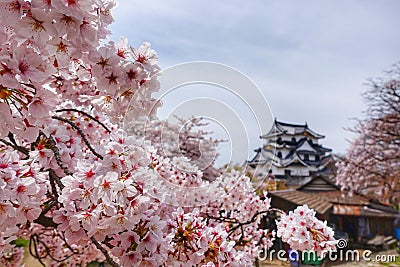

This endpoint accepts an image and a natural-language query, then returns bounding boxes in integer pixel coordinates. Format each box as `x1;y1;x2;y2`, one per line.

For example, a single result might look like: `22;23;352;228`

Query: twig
91;237;120;267
49;168;65;190
206;214;239;224
8;132;30;155
29;235;47;267
41;200;58;216
47;135;73;176
208;210;276;240
56;108;111;133
52;115;104;160
49;172;60;198
30;232;77;263
33;211;58;228
0;137;29;156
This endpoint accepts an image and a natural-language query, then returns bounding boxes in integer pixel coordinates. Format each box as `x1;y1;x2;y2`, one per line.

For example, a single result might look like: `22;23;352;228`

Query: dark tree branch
47;135;73;176
33;212;58;228
0;137;29;156
207;209;282;247
56;108;111;133
91;237;120;267
29;235;47;267
52;115;104;160
30;232;78;264
49;168;65;190
41;200;58;216
7;132;30;155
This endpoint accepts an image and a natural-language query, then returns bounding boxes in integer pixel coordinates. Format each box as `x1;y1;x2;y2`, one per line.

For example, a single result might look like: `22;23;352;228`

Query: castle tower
247;119;334;186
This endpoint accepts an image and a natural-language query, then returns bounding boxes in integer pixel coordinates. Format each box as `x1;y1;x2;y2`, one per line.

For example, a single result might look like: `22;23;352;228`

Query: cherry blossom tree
0;0;337;266
336;64;400;203
128;117;223;182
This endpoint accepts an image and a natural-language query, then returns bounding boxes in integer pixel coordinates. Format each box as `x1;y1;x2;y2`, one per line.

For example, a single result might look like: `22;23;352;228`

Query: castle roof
280;138;332;154
261;119;325;139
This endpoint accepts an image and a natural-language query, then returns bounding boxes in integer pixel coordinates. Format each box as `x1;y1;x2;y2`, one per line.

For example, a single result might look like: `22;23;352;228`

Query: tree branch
47;135;73;176
91;237;120;267
33;212;58;228
0;137;29;156
52;115;104;160
49;168;65;190
55;108;111;134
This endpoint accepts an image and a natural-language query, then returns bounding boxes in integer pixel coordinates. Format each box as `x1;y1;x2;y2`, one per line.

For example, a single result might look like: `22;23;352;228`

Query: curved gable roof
261;119;325;139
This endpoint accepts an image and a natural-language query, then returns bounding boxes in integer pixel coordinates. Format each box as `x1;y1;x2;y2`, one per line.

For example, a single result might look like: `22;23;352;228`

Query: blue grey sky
110;1;400;164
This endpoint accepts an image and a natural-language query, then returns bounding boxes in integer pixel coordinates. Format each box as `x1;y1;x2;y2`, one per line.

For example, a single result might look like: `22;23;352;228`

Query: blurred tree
336;64;400;203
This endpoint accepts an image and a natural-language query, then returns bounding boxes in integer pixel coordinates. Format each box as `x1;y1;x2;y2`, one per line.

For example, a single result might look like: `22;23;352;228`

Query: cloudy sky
110;0;400;164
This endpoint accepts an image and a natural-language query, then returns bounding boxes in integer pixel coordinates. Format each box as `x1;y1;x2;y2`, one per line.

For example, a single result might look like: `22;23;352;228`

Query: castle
247;119;334;186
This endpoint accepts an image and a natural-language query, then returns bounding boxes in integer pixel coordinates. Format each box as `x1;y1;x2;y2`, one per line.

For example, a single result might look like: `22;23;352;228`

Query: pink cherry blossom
0;102;15;138
51;0;94;20
0;0;25;27
28;88;57;119
276;205;337;256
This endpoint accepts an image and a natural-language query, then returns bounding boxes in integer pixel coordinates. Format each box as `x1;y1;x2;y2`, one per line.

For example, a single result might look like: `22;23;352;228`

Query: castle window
315;155;320;161
277;152;282;158
304;154;309;161
291;137;296;143
277;137;282;144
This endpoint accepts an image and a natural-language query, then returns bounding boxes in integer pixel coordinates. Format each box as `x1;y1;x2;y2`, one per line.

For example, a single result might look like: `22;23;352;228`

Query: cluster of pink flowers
0;246;24;267
276;205;337;256
164;208;253;267
0;0;159;143
0;0;336;266
336;116;400;202
0;148;46;253
128;117;223;181
21;224;104;267
202;173;274;257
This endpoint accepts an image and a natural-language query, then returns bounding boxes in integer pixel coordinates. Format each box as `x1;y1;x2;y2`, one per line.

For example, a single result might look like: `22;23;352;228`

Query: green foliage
13;238;29;247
